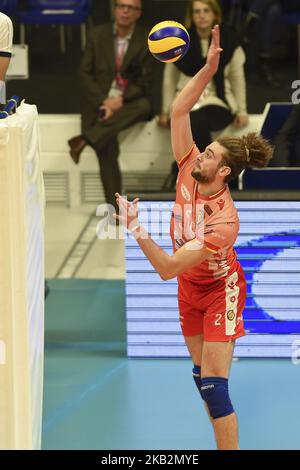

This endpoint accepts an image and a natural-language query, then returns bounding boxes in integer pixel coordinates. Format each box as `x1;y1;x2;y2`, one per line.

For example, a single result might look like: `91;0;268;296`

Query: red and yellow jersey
170;143;240;282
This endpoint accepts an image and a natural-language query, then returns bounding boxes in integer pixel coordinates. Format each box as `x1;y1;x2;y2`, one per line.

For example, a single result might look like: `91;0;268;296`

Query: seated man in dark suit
68;0;153;214
272;105;300;167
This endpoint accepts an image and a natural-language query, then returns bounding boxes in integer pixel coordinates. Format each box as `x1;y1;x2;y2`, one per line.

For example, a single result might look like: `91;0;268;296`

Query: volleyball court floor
43;207;300;450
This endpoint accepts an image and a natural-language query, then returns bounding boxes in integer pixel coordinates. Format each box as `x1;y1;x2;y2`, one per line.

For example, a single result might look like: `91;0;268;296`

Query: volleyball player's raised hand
206;25;223;74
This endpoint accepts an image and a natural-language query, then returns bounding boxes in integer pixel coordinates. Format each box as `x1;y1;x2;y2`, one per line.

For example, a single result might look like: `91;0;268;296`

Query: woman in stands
158;0;248;190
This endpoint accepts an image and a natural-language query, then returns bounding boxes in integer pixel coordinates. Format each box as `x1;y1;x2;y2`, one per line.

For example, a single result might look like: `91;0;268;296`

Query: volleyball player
114;25;273;450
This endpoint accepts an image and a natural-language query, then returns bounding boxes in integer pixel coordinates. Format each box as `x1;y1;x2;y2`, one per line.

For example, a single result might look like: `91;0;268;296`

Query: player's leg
178;292;205;407
199;268;247;449
184;334;204;367
185;334;205;408
201;340;238;450
184;334;213;423
179;288;212;421
178;279;216;422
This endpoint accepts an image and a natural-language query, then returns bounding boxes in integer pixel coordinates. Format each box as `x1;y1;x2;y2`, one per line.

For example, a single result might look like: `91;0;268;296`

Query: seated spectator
68;0;153;214
271;105;300;166
158;0;248;191
242;0;282;88
0;11;13;104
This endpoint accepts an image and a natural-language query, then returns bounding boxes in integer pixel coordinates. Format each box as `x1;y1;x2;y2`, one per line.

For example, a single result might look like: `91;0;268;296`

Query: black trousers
190;105;234;152
83;97;151;211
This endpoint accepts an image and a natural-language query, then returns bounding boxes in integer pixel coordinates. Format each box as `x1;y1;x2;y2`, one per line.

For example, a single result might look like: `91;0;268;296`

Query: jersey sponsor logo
227;309;236;321
204;204;213;215
217;199;225;211
228;279;237;290
181;184;191;201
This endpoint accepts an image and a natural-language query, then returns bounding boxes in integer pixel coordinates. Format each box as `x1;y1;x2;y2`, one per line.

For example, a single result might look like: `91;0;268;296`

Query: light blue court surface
43;280;300;450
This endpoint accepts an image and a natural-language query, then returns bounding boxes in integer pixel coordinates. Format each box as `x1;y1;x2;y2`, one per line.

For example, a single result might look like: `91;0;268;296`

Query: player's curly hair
216;133;274;183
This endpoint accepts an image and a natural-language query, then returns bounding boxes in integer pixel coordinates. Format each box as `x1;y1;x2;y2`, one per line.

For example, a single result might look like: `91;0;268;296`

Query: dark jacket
79;22;153;129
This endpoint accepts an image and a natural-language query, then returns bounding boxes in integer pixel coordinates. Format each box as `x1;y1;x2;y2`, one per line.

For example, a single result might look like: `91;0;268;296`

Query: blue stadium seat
0;0;18;15
242;168;300;190
260;103;293;142
18;0;92;53
242;102;300;190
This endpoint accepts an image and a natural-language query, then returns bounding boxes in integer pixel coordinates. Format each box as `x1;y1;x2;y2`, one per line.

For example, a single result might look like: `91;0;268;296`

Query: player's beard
191;167;217;184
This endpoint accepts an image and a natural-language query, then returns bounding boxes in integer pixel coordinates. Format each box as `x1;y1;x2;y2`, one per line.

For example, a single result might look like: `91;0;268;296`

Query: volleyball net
0;101;45;450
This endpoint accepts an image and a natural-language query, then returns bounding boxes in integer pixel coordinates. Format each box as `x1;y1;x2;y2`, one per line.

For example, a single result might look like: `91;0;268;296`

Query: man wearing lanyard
0;11;13;106
68;0;153;215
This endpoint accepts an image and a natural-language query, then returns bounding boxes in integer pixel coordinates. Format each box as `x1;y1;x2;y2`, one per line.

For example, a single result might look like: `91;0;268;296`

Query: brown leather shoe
68;135;87;164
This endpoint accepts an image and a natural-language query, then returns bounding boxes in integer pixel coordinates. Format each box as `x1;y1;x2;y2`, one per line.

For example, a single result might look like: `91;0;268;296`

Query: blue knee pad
200;377;234;419
192;365;202;394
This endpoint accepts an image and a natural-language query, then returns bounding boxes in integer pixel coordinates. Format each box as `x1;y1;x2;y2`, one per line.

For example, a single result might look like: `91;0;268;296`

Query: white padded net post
0;102;45;450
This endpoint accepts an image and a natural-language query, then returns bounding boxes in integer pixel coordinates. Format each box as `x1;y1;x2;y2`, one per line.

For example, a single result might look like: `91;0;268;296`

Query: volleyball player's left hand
114;193;140;230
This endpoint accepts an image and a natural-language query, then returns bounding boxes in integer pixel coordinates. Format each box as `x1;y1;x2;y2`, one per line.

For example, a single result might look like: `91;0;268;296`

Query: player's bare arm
114;193;211;280
170;25;223;161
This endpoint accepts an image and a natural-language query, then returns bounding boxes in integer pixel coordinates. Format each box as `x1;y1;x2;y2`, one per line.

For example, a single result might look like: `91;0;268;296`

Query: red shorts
178;266;246;341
